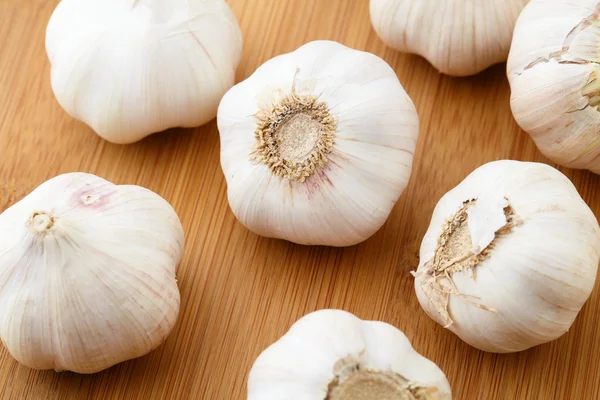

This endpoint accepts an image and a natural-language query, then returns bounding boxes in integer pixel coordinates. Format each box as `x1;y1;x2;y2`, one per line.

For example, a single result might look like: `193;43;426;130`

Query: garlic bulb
507;0;600;174
370;0;529;76
217;40;419;247
0;173;184;374
248;309;452;399
46;0;243;144
413;160;600;353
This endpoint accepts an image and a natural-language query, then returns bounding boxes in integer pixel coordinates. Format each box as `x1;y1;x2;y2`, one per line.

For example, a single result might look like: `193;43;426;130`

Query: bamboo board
0;0;599;399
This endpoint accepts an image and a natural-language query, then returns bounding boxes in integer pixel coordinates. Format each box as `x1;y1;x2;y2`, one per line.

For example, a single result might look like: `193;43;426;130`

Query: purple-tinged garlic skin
0;173;184;373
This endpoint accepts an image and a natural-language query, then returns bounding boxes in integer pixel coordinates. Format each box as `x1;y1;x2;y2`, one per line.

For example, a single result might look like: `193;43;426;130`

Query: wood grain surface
1;0;599;399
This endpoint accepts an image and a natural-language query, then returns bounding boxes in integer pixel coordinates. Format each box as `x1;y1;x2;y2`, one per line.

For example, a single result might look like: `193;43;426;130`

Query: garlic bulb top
507;0;600;174
370;0;529;76
0;173;184;374
217;40;419;247
248;309;452;400
413;160;600;353
46;0;243;144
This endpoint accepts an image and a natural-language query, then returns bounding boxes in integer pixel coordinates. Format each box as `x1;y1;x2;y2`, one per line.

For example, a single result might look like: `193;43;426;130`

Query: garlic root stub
414;160;600;353
508;0;600;174
217;40;419;247
248;309;452;400
0;173;184;374
45;0;243;144
370;0;529;76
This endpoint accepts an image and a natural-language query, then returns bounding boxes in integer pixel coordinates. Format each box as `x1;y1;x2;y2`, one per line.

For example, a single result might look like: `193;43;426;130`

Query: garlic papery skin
507;0;600;174
248;309;452;400
413;160;600;353
0;173;184;374
217;40;419;247
45;0;243;144
370;0;529;76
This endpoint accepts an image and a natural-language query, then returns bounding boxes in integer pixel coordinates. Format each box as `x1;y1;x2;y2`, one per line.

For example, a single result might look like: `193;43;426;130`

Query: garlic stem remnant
370;0;529;76
413;160;600;353
252;93;336;182
45;0;243;144
248;310;451;400
30;212;54;233
217;40;419;246
0;173;184;373
508;0;600;173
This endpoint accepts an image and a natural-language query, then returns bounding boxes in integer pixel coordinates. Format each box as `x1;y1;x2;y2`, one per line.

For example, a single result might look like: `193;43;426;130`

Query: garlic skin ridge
370;0;529;76
46;0;243;144
413;160;600;353
507;0;600;174
248;309;452;400
0;173;184;374
217;40;419;247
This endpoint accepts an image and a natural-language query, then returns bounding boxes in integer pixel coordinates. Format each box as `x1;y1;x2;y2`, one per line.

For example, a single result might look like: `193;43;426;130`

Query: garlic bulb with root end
370;0;530;76
248;309;452;400
413;160;600;353
507;0;600;174
46;0;243;144
217;40;419;247
0;173;184;374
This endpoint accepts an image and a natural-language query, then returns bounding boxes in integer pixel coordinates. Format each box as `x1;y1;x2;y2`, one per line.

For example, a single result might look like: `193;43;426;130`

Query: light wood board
0;0;599;399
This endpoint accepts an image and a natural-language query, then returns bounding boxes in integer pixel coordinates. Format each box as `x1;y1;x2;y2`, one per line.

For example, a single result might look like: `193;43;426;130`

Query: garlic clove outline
248;309;452;399
46;0;243;144
370;0;530;76
413;160;600;352
217;40;419;247
0;173;184;373
507;0;600;173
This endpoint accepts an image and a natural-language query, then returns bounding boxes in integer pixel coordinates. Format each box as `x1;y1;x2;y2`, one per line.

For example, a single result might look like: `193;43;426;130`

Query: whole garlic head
46;0;243;144
217;40;419;247
248;309;452;400
413;160;600;353
507;0;600;174
0;173;184;374
370;0;529;76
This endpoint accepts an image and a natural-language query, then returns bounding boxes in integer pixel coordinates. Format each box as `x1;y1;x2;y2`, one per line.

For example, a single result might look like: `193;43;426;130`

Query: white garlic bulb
0;173;184;374
413;160;600;353
370;0;529;76
217;40;419;247
46;0;243;144
248;309;452;399
507;0;600;174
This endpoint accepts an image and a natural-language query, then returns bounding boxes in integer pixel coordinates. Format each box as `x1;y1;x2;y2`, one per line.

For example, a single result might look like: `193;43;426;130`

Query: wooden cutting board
1;0;599;399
